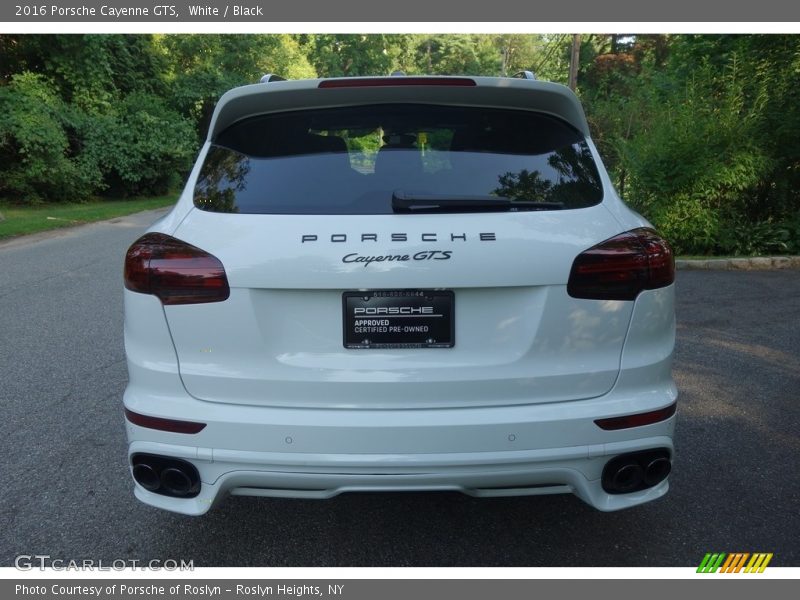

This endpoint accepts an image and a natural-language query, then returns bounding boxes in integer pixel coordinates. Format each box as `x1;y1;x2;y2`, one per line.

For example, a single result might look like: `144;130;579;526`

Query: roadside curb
677;256;800;270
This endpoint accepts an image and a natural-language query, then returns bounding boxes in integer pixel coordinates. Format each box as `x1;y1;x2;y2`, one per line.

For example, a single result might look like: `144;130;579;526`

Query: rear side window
195;104;603;214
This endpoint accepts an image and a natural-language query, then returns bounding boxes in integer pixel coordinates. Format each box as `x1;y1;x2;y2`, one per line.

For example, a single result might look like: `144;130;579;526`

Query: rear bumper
124;382;677;515
130;438;673;516
123;284;677;514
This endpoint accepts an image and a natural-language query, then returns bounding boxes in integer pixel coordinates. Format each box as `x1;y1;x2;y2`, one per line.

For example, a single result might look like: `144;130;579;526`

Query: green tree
301;34;397;77
0;72;100;202
583;34;800;254
495;35;539;76
415;35;500;75
1;35;166;111
81;93;197;196
160;35;316;136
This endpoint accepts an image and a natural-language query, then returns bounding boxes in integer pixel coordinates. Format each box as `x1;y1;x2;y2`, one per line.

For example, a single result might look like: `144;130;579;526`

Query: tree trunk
568;34;581;91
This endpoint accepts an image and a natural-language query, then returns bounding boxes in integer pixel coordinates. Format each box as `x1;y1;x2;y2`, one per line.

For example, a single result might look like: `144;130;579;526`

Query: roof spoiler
208;75;590;140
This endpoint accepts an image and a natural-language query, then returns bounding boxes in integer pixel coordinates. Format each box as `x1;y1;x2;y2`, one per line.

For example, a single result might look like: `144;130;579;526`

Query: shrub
82;93;197;196
617;64;772;253
0;72;100;203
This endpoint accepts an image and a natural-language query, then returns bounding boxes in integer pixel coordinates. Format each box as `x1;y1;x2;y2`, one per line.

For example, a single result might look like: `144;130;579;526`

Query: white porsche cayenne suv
122;74;677;515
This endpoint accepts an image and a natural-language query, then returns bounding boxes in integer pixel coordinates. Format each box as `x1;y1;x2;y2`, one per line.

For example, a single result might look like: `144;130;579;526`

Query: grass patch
0;195;176;241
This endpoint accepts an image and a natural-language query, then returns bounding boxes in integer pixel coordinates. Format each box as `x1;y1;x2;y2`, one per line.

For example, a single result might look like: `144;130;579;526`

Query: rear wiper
391;192;564;213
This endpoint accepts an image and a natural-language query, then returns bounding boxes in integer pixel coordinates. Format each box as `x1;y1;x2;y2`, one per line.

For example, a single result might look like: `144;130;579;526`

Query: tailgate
163;206;632;409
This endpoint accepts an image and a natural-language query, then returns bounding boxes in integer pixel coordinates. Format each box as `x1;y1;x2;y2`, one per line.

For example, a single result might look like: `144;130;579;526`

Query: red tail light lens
594;403;677;430
318;77;476;88
567;228;674;301
125;409;206;434
124;233;230;305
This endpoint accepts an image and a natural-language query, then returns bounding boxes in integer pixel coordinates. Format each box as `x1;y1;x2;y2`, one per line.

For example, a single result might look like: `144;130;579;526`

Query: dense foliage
583;35;800;254
1;34;798;254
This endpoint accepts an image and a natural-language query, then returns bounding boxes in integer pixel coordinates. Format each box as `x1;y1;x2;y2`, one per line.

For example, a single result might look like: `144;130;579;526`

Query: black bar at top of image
2;0;800;22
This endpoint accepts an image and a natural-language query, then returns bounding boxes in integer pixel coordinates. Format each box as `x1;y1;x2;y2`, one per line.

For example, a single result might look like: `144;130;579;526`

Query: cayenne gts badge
342;251;452;267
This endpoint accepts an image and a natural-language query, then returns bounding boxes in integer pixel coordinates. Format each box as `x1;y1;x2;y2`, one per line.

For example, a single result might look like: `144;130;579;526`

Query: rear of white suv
122;75;677;515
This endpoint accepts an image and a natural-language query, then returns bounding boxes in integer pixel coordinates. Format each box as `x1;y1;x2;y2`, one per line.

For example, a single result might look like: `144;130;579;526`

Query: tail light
124;233;229;305
567;228;674;301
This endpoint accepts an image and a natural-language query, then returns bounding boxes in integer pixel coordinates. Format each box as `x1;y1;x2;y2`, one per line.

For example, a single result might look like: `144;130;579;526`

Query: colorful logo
697;553;773;573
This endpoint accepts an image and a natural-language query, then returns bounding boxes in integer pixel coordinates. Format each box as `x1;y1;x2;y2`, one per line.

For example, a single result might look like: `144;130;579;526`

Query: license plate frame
342;290;455;349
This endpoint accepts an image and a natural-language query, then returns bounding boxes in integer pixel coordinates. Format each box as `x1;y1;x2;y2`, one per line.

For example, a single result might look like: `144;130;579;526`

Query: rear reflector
567;228;674;301
318;77;476;88
124;233;229;305
594;403;677;430
125;409;206;434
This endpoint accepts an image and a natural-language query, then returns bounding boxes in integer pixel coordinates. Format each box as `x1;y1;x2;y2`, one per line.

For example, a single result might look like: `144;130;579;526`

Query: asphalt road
1;211;798;567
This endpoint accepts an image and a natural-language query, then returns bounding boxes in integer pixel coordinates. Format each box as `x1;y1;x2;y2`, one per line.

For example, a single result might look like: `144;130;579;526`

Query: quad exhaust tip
131;454;200;498
602;449;671;495
644;457;672;487
609;463;644;493
160;467;194;496
131;463;160;492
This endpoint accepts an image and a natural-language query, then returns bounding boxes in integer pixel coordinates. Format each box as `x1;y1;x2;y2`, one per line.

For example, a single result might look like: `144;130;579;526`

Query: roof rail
259;74;286;83
511;70;537;80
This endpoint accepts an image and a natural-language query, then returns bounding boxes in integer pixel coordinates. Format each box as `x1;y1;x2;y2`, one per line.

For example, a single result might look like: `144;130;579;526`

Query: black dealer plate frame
342;290;455;349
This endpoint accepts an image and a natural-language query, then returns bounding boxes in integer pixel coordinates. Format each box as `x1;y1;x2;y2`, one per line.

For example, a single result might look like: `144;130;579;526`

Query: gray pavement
0;212;798;567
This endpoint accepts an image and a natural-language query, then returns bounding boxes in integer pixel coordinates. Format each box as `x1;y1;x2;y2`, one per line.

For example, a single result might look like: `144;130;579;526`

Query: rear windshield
195;104;603;214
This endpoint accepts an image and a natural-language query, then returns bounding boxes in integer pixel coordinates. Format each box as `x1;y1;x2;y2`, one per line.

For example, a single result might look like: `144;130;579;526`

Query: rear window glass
195;104;603;214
